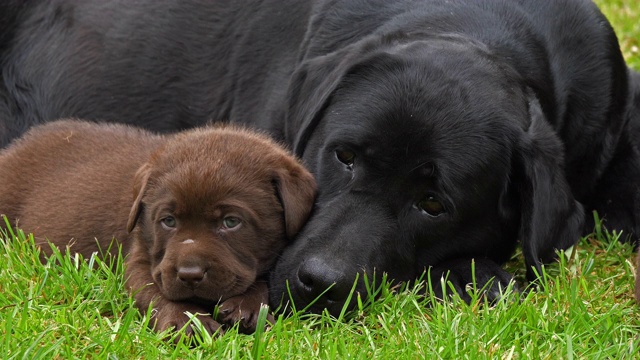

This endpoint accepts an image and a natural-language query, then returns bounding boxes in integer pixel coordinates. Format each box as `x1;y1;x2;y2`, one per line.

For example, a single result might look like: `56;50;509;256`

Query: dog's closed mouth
153;268;246;303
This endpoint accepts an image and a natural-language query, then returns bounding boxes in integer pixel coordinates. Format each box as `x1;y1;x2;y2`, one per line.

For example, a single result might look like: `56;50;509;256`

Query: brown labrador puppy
0;119;316;335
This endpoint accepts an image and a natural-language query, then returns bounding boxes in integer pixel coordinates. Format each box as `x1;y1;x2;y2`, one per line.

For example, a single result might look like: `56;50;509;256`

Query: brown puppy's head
126;126;316;304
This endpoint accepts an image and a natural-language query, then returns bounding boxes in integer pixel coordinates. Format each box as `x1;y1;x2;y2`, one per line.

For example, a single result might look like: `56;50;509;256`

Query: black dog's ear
515;95;584;281
127;163;152;233
285;36;391;156
285;51;356;156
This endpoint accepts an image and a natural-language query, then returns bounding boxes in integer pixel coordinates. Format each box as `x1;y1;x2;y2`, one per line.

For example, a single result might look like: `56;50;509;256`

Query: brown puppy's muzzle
152;235;257;304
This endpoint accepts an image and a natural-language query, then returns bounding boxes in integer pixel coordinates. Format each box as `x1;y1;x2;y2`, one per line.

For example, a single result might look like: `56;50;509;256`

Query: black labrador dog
1;0;638;315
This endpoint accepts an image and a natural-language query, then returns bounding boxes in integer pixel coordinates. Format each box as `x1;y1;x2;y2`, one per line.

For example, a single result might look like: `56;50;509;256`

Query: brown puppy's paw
218;295;274;333
153;301;222;338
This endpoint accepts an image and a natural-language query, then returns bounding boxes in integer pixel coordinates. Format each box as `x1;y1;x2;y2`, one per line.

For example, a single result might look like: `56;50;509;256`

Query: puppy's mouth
153;270;247;304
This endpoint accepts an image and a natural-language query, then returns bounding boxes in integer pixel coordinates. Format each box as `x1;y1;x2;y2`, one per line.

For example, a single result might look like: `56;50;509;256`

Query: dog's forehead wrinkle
331;99;515;165
147;194;176;218
409;160;435;177
341;47;526;132
163;163;266;200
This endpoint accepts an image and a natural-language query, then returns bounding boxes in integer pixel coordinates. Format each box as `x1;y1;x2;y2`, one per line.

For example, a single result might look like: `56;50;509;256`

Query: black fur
0;0;637;315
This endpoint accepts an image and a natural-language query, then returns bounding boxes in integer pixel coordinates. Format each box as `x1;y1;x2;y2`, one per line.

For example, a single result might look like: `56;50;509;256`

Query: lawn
1;1;639;359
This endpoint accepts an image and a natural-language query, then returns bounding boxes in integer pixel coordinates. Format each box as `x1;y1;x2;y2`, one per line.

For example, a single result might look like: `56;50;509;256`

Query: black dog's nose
297;257;353;307
177;266;206;287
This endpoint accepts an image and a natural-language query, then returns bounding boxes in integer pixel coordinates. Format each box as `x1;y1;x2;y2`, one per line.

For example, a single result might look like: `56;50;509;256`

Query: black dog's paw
428;257;517;303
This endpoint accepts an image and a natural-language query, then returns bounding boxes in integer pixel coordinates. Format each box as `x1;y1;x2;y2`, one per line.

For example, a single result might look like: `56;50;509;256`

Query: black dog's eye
336;149;356;167
161;216;177;229
222;216;242;230
417;196;445;217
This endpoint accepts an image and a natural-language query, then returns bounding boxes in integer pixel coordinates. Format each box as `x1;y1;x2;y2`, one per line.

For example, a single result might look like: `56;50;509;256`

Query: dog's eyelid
409;161;436;178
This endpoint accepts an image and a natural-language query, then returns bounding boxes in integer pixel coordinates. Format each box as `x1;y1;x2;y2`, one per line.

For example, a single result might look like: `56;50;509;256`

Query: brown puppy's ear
127;163;153;233
514;94;584;281
273;164;317;239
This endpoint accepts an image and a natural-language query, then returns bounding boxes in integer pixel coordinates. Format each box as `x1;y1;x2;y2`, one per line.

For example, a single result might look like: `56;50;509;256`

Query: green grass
1;215;638;359
596;0;640;69
1;1;640;358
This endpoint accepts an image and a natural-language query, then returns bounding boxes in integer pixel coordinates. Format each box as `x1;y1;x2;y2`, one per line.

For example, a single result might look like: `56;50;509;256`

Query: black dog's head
270;33;583;315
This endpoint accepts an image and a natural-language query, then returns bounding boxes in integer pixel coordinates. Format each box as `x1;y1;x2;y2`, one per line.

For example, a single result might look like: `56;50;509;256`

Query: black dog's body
1;0;638;314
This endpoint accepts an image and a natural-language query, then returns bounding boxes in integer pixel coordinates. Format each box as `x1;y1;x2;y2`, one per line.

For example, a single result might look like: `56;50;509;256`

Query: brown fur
0;119;316;335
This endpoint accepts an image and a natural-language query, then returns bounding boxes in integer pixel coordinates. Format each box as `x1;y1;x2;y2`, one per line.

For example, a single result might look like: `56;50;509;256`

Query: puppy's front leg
218;279;275;333
125;245;222;336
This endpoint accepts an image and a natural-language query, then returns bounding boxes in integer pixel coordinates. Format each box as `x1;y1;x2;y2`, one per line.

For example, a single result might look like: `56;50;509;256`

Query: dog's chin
268;275;363;317
162;288;224;303
268;260;366;316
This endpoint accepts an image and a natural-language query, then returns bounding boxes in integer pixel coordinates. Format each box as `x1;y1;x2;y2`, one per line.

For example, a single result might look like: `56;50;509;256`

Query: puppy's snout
296;257;352;305
177;266;207;287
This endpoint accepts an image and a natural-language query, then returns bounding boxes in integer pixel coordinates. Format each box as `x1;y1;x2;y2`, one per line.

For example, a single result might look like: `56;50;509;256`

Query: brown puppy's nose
177;266;206;287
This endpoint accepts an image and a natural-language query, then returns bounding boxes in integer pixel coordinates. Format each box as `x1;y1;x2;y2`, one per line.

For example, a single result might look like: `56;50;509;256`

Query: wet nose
177;266;206;287
296;257;354;308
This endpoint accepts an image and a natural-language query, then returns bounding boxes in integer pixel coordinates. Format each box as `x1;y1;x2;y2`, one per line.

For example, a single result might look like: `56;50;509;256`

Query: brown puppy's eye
222;216;242;230
161;216;177;229
417;196;445;217
336;149;355;167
